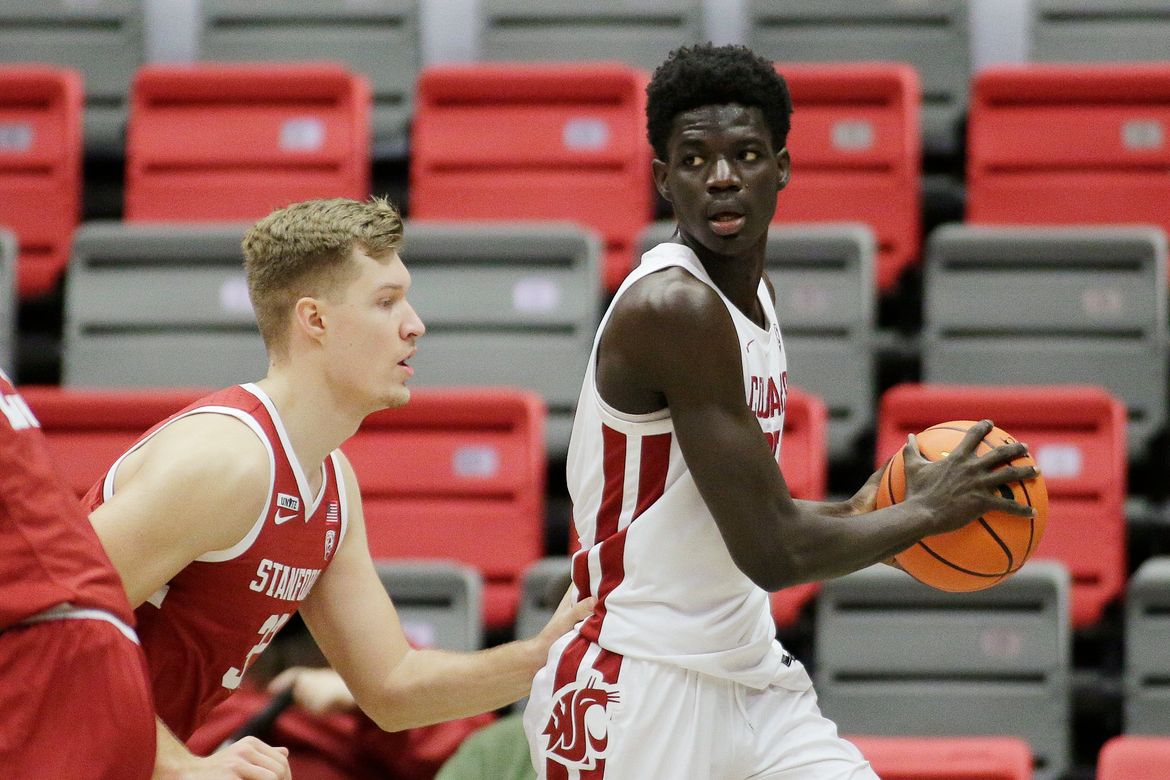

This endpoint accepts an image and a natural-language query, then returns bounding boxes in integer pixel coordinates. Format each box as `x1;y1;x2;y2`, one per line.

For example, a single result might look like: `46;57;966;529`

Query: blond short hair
242;196;404;358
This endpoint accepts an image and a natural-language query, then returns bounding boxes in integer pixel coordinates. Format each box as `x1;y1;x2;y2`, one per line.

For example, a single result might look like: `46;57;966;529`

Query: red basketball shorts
0;614;156;779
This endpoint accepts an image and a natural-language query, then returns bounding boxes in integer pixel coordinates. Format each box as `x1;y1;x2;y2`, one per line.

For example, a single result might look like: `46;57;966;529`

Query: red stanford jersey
0;369;133;630
83;383;349;740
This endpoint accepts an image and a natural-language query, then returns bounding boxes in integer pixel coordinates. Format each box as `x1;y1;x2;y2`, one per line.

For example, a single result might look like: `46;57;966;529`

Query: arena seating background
2;1;1170;777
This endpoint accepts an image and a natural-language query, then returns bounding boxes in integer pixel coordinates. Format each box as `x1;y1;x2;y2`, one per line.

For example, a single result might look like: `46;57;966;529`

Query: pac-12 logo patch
324;529;336;560
541;670;622;772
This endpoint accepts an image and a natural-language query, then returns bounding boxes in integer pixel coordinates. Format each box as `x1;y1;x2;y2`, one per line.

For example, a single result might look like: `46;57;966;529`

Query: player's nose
707;157;740;192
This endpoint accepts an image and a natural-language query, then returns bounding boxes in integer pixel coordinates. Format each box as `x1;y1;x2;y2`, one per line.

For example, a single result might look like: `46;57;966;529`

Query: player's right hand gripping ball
876;420;1048;592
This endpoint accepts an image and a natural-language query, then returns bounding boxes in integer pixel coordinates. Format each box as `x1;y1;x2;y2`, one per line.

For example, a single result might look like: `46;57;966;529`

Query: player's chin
382;384;412;409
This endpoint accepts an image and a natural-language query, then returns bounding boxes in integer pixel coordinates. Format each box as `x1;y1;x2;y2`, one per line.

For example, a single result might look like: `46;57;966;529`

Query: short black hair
646;43;794;161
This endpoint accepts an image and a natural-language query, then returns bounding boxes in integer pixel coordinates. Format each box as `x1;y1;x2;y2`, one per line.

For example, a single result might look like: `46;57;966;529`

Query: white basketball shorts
524;632;878;779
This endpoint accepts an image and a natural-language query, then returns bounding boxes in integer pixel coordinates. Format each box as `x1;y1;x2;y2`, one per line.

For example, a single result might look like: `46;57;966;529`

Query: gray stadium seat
512;555;570;711
746;0;969;157
922;225;1169;462
816;561;1072;780
515;556;572;641
376;560;484;652
198;0;419;158
403;221;602;460
1125;556;1170;734
639;222;876;460
0;0;143;156
62;222;266;388
1031;0;1170;62
478;0;702;71
0;229;15;375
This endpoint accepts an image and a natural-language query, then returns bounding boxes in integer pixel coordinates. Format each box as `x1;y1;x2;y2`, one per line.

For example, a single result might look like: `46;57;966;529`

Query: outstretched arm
299;454;593;732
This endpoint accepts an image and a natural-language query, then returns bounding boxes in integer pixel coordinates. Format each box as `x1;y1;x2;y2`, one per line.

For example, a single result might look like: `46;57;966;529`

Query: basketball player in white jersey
524;44;1040;779
85;197;594;779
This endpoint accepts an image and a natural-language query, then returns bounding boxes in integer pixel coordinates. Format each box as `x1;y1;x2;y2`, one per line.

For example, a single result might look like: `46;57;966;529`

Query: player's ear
776;148;791;191
293;296;327;344
652;158;672;203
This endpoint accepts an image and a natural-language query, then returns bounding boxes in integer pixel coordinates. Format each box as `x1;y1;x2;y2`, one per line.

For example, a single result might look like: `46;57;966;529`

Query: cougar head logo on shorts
542;670;622;771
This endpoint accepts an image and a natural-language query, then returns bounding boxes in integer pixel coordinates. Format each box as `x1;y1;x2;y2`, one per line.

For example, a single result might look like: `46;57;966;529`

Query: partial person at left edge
0;367;156;779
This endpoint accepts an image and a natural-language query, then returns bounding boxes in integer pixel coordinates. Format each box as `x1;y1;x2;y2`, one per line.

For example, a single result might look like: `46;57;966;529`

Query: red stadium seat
0;66;83;299
125;63;371;222
875;383;1128;629
342;388;547;630
20;386;206;496
968;64;1170;284
410;62;654;292
776;63;921;293
771;386;828;627
1097;735;1170;780
848;735;1033;779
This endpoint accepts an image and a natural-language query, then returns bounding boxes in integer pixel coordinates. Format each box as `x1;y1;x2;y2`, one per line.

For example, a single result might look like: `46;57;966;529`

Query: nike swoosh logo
274;512;297;525
745;339;755;352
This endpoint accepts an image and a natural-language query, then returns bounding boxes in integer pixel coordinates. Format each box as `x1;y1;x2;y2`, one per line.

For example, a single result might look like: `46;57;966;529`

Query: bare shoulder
608;266;726;343
599;266;740;410
118;411;271;504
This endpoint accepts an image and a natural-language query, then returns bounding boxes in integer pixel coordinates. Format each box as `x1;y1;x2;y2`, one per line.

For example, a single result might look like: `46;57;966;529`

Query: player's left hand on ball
846;462;887;515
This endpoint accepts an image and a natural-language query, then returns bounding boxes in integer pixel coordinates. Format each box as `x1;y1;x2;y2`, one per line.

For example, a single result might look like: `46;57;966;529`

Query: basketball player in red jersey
85;197;594;779
0;367;155;778
525;44;1040;778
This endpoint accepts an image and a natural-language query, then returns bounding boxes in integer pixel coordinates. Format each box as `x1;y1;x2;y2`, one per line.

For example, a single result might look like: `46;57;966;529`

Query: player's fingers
568;596;595;623
235;766;280;780
234;737;291;777
901;433;925;463
978;441;1030;468
978;465;1040;490
951;419;995;456
984;496;1037;518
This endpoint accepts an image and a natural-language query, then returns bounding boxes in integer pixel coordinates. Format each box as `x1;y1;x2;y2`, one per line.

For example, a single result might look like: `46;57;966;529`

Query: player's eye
681;154;704;167
741;149;760;162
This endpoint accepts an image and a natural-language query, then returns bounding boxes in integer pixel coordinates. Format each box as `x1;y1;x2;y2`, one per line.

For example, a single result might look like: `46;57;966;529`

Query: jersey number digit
222;612;292;690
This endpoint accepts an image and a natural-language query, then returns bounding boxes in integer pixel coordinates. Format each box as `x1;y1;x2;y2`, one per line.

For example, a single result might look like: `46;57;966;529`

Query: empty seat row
818;554;1170;779
6;58;1170;301
58;220;599;459
45;217;1167;467
5;0;1167;160
2;212;1165;491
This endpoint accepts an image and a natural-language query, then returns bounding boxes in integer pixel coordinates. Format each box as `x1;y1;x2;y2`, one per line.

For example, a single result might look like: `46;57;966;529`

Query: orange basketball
877;420;1048;592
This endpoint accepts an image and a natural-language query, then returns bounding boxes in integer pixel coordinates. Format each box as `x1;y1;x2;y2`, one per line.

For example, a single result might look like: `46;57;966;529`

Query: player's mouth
398;349;416;377
709;212;746;237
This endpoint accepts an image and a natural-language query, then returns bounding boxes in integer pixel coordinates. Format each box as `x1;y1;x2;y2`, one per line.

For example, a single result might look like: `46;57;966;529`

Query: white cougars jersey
565;241;808;691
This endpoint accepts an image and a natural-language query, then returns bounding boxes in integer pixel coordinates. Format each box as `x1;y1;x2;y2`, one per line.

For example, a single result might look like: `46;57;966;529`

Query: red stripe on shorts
580;648;624;780
545;634;591;780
